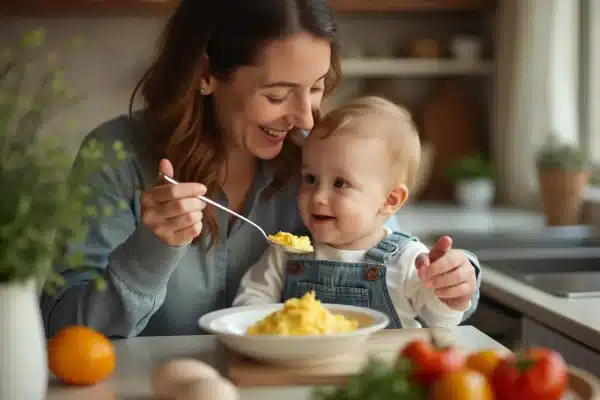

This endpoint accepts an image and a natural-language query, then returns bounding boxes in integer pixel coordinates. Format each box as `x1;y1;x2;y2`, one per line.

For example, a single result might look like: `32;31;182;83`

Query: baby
233;96;471;329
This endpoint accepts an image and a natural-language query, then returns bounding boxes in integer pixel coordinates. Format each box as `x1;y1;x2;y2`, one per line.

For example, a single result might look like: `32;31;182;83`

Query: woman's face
210;32;332;160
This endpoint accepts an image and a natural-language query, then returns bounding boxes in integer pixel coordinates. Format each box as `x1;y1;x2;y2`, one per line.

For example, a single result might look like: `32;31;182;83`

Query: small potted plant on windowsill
445;152;495;209
0;29;126;399
536;134;590;226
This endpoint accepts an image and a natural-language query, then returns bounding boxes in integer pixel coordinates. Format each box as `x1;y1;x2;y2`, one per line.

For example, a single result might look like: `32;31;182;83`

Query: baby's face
298;132;396;249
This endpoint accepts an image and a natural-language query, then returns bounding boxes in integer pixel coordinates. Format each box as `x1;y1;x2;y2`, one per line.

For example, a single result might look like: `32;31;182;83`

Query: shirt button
365;266;381;281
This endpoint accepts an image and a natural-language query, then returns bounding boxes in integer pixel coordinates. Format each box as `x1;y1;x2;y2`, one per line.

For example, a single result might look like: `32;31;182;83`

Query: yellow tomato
430;369;494;400
465;349;504;377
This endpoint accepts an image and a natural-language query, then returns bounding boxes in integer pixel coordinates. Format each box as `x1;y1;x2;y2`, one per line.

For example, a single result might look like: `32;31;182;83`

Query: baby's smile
312;214;336;222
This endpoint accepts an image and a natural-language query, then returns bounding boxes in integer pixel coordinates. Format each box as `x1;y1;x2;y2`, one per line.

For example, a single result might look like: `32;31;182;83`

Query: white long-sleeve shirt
233;229;468;329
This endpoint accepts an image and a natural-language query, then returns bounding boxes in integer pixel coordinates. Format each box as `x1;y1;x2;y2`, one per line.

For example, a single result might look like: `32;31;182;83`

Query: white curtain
492;0;580;208
585;0;600;161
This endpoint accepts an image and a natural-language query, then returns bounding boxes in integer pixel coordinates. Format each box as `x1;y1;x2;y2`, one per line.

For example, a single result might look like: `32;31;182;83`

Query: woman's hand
415;236;477;311
141;159;207;247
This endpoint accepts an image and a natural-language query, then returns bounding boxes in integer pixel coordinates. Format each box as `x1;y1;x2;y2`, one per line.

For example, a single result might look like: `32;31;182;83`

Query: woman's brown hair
130;0;340;247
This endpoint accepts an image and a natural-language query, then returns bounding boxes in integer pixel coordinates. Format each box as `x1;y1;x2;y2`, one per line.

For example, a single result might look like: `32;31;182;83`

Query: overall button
287;262;304;275
365;266;381;281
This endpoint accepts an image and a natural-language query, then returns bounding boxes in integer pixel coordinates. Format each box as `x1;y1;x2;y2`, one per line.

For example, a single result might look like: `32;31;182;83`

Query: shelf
340;58;493;77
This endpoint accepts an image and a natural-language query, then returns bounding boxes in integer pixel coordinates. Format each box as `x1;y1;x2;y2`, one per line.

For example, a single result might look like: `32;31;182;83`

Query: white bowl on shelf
198;303;389;366
450;36;482;61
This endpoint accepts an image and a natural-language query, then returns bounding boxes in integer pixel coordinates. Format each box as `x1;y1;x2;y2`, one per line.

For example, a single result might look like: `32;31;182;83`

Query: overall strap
365;231;418;264
286;251;314;262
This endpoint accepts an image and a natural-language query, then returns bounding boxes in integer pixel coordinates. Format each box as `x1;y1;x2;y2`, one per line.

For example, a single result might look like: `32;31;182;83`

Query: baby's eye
333;178;348;188
303;174;317;184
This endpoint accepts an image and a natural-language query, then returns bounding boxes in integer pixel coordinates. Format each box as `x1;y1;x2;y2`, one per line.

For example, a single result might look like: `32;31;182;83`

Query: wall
1;17;165;154
0;12;489;157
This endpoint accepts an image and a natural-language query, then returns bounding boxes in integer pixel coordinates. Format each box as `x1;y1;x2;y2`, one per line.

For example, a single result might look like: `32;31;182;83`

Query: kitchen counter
46;326;505;400
481;267;600;353
45;205;597;397
389;204;546;236
392;205;600;354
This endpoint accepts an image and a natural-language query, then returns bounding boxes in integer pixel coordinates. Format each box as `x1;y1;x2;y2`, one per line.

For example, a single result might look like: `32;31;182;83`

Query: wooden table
46;325;507;400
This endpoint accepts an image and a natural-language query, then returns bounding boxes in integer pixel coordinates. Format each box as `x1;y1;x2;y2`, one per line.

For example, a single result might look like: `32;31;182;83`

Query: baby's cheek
341;210;369;233
334;197;367;231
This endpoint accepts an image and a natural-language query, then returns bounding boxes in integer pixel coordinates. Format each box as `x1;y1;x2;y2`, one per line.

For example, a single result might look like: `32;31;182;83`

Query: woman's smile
259;126;290;139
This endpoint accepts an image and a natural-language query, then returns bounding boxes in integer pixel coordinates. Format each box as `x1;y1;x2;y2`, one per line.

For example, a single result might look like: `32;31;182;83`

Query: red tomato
399;339;466;387
490;347;568;400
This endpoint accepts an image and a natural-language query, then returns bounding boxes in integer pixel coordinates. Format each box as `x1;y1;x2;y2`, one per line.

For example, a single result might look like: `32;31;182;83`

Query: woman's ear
196;54;217;95
380;184;409;216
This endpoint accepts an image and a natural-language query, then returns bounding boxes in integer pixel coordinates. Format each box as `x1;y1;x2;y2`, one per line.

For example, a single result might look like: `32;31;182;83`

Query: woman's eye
303;174;316;184
310;86;325;94
266;96;287;105
334;178;348;188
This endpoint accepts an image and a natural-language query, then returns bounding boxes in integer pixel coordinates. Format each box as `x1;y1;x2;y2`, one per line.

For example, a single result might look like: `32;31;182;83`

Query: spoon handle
158;173;269;239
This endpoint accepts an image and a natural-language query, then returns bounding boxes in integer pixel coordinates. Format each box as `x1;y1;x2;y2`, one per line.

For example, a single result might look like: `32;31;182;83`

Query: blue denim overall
282;231;419;329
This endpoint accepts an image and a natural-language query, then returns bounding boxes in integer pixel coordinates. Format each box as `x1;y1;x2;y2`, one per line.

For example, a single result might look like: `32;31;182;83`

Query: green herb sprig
0;28;128;291
312;357;426;400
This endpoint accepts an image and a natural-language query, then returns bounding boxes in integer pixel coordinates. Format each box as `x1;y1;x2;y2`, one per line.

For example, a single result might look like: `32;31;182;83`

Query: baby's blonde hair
310;96;421;189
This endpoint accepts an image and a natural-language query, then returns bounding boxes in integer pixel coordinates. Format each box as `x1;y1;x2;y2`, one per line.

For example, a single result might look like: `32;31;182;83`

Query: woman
41;0;481;338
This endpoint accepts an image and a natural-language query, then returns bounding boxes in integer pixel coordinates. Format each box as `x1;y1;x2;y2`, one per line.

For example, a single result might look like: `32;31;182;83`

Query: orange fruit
48;325;116;385
465;348;503;377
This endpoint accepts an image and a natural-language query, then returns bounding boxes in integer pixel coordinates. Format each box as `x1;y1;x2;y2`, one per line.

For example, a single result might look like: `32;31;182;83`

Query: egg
267;231;314;252
174;377;239;400
246;290;359;336
151;358;221;399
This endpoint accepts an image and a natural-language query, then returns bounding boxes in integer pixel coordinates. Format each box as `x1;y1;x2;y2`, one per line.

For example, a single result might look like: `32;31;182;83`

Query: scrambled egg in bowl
268;231;314;252
246;291;359;336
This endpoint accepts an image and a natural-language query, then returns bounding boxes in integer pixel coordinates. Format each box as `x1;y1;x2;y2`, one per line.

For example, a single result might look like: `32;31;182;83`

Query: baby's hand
415;236;476;311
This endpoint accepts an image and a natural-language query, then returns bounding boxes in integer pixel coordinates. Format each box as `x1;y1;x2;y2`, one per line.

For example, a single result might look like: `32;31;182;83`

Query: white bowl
450;36;482;61
198;303;389;366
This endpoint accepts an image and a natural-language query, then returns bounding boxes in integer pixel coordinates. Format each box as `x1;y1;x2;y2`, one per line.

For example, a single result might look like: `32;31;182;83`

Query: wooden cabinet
1;0;493;17
521;317;600;378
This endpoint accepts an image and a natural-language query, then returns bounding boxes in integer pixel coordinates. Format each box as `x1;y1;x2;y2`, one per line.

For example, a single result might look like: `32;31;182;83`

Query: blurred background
4;0;600;379
1;0;597;216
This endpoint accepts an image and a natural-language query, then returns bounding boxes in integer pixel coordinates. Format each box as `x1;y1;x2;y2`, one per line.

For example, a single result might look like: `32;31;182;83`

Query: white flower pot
456;179;495;209
0;279;48;400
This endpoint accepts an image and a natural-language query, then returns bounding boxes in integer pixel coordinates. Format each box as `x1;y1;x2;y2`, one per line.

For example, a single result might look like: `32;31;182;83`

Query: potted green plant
536;134;590;226
0;29;126;399
445;152;495;209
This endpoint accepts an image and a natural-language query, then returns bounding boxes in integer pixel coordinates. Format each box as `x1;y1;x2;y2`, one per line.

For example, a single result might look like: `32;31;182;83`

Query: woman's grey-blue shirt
40;114;304;338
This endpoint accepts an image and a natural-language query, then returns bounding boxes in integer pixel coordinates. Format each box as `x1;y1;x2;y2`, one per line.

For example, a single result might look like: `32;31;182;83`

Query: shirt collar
253;160;274;190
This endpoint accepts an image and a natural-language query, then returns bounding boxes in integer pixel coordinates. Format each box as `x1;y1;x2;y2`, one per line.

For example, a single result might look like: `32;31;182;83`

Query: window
579;0;600;185
580;0;600;163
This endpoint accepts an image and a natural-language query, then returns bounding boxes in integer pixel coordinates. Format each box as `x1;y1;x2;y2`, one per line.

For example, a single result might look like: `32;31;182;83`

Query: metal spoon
158;173;313;254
